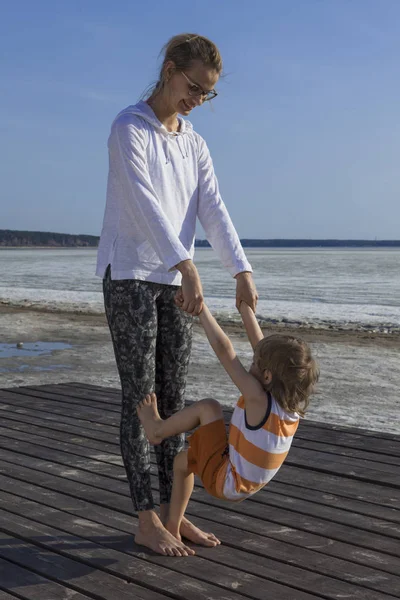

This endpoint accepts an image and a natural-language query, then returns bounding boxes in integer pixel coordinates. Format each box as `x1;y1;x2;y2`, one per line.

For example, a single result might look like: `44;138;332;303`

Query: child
137;301;319;553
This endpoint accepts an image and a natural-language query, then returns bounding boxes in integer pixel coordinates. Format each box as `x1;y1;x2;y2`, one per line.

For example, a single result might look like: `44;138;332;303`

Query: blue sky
1;0;399;239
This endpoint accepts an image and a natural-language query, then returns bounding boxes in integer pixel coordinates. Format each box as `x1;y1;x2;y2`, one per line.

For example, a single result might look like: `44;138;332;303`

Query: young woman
96;33;258;556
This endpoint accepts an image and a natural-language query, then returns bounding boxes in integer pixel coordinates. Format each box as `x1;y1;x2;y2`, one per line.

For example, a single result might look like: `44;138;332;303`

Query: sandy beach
0;305;399;434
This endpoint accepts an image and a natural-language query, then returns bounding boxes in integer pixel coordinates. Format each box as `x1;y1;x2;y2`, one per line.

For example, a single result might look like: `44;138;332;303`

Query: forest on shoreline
1;229;399;248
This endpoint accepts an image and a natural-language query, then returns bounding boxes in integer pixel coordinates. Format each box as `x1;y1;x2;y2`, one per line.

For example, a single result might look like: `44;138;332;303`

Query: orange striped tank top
216;393;299;502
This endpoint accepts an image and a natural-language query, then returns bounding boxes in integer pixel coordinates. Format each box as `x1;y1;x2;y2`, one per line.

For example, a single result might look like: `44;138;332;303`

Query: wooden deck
0;383;399;600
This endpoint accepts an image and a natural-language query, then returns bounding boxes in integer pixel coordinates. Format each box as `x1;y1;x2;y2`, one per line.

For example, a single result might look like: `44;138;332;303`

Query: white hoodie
96;101;252;284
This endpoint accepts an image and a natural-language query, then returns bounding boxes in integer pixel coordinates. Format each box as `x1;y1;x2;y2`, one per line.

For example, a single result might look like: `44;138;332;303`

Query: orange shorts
187;418;229;499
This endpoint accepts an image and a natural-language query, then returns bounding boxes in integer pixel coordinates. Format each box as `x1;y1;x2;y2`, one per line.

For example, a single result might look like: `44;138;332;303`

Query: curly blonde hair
254;334;319;417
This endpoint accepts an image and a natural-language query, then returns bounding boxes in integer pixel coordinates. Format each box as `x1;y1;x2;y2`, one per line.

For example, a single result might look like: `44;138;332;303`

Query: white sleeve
197;137;252;277
112;116;191;271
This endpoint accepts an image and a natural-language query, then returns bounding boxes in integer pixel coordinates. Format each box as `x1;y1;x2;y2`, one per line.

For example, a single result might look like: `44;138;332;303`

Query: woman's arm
196;136;253;278
174;259;203;316
196;136;258;311
235;272;258;312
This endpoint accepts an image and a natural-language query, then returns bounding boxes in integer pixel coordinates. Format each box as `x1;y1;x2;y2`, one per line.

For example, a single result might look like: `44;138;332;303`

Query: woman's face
164;60;219;116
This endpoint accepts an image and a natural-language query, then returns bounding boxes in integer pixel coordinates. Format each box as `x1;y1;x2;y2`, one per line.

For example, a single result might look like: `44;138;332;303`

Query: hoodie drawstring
176;135;189;160
164;134;189;164
164;137;171;164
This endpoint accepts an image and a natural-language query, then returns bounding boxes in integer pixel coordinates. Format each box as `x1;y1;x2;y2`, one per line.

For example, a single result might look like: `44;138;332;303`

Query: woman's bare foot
167;516;220;548
137;393;163;445
135;512;195;557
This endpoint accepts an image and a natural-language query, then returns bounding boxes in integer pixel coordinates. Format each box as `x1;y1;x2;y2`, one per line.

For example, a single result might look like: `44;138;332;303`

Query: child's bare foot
135;519;195;557
137;393;163;445
167;516;220;548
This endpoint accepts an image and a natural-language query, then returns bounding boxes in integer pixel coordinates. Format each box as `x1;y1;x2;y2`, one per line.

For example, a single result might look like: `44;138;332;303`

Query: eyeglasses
180;71;218;102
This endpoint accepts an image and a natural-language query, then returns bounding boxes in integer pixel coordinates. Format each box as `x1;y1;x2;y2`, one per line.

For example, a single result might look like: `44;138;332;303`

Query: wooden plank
0;427;122;466
1;484;398;600
6;387;121;413
10;386;400;457
261;482;400;524
276;465;400;508
0;490;319;600
1;383;400;600
2;434;400;559
6;414;400;523
3;440;399;554
2;401;400;509
1;397;400;486
292;437;400;466
2;412;396;525
2;419;397;526
24;385;121;406
287;446;400;476
1;406;399;509
0;416;120;455
283;451;400;487
1;426;399;536
0;407;119;444
294;425;400;458
0;393;119;428
0;589;24;600
0;532;170;600
0;470;398;574
0;496;399;600
0;556;93;600
19;386;400;458
54;382;121;400
0;436;123;480
0;509;272;600
0;398;118;435
1;455;399;577
301;419;400;442
65;386;400;442
20;384;400;443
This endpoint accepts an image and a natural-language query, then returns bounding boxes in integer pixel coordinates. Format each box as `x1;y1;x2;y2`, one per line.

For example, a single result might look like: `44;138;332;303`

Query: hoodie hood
112;101;193;163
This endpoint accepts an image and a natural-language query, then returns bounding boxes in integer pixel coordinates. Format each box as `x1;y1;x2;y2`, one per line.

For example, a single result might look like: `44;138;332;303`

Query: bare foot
169;516;221;548
135;522;195;557
137;393;163;445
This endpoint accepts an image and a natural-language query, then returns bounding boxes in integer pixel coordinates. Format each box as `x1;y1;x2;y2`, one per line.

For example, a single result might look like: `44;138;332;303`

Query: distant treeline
1;230;399;248
195;239;400;248
0;230;99;247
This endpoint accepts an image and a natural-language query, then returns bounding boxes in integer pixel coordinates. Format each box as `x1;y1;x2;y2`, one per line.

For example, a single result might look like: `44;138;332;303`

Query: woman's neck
147;94;179;133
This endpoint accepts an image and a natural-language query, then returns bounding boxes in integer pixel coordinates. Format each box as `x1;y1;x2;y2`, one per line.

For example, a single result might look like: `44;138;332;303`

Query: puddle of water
0;341;72;358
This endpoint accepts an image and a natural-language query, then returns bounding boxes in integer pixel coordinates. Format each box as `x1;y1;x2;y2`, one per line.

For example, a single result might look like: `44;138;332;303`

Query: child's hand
174;288;184;308
174;287;203;315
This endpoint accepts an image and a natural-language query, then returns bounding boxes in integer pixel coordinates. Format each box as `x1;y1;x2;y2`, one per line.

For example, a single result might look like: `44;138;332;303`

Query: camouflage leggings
103;266;193;512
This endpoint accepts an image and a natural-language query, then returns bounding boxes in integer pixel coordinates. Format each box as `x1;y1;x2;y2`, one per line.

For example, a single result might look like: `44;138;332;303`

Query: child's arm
199;304;265;403
239;302;264;350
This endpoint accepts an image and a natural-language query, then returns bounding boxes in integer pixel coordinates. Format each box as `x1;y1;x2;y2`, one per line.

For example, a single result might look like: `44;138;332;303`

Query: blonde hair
254;335;319;417
148;33;222;97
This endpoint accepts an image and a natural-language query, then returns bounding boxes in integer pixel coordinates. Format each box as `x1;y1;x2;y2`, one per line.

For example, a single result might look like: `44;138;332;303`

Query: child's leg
165;450;221;548
165;450;194;539
137;393;223;445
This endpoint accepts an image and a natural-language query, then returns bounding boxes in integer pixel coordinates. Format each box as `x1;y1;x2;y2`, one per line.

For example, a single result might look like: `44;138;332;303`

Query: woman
96;33;258;556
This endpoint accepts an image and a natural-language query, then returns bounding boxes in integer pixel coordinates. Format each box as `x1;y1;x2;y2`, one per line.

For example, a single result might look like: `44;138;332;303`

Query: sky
1;0;399;239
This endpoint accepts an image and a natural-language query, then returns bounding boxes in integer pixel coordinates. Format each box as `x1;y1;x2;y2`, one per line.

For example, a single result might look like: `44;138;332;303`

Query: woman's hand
235;271;258;312
174;260;204;316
